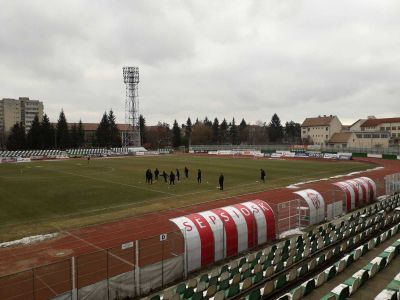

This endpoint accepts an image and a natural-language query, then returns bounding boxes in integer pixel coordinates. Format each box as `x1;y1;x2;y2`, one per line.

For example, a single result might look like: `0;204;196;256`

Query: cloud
1;0;399;125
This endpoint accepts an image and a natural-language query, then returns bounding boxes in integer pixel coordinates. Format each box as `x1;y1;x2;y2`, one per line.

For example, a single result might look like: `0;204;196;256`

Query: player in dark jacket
154;168;159;181
260;169;266;183
197;169;202;183
219;174;224;190
184;166;189;178
162;171;168;183
176;169;180;181
169;171;176;185
145;169;150;183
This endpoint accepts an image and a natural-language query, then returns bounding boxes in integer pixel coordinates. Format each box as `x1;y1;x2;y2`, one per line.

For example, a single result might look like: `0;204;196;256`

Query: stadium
2;2;400;300
1;147;400;300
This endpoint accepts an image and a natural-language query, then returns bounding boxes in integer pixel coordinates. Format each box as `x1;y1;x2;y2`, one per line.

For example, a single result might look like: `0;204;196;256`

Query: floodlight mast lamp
123;66;141;147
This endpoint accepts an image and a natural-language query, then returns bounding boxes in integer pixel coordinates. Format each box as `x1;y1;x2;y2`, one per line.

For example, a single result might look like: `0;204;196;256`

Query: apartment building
0;97;44;145
360;117;400;145
301;115;342;146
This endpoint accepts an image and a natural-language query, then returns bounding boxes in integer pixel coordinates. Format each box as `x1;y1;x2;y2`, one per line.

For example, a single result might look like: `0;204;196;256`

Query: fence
0;230;184;300
385;173;400;195
0;178;389;300
189;144;400;155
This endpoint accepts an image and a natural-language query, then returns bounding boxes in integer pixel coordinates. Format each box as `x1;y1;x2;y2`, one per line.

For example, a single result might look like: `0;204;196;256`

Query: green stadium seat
246;289;261;300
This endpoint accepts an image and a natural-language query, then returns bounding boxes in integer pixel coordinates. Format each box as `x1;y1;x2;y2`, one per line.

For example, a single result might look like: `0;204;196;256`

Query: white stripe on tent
353;178;369;204
361;177;377;200
336;181;356;210
221;206;248;253
199;211;225;261
241;201;267;245
346;179;363;206
169;217;201;272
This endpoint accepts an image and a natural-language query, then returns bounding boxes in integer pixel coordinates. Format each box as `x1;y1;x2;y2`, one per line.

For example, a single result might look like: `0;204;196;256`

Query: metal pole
135;240;140;296
106;250;109;300
161;240;164;287
222;221;225;259
32;269;35;300
71;256;77;300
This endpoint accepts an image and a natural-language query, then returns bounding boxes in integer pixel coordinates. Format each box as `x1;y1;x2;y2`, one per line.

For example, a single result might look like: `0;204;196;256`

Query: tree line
140;113;301;149
5;109;121;150
4;110;300;151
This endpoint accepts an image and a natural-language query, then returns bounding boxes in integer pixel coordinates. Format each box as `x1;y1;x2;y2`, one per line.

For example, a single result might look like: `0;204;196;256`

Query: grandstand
147;194;400;300
0;147;149;160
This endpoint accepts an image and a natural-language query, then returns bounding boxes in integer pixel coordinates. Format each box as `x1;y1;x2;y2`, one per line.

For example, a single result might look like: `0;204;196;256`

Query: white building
0;97;44;146
301;115;342;146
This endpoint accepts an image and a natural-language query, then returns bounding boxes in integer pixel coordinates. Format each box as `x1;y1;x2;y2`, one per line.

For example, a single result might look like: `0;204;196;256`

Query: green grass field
0;154;372;241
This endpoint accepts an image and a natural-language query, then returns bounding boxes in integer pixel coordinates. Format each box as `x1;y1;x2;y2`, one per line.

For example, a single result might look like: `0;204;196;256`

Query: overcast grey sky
1;0;399;126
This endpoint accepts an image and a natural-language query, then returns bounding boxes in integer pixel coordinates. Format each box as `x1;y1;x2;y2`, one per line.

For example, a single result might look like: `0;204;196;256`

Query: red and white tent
332;176;376;211
170;200;276;272
293;189;326;224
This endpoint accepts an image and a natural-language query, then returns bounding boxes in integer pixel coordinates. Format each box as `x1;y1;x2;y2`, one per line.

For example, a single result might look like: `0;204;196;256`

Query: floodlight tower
123;66;141;146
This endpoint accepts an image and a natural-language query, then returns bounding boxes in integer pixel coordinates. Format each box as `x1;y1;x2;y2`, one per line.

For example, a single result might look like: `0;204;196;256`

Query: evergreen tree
172;119;181;148
40;114;54;149
27;115;41;149
204;117;212;127
96;112;109;147
212;118;219;144
220;118;228;144
238;118;248;144
56;110;70;149
77;120;85;148
70;123;78;148
139;114;146;145
185;117;192;147
230;118;238;145
268;113;284;142
284;121;301;143
108;109;121;147
6;123;26;150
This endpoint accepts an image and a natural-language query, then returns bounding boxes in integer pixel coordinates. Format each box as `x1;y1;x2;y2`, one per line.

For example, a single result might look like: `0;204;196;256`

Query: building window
364;134;371;138
326;127;328;131
372;134;380;138
380;127;384;131
326;135;328;139
342;144;347;148
386;127;390;130
381;134;388;138
307;128;310;132
392;127;396;130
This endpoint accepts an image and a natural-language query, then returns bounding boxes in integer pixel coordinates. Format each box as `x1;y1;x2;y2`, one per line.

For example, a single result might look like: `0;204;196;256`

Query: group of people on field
145;167;267;190
145;166;203;185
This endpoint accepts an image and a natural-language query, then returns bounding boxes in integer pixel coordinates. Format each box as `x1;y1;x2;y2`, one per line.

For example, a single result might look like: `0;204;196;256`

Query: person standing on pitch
197;169;202;183
219;173;224;190
162;171;168;183
260;168;266;183
149;170;153;184
87;155;90;164
154;168;159;181
176;169;180;181
169;171;176;185
145;169;150;183
184;166;189;178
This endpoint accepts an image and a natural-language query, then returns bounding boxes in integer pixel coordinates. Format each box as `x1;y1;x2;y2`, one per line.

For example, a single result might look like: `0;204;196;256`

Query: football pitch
0;154;372;241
